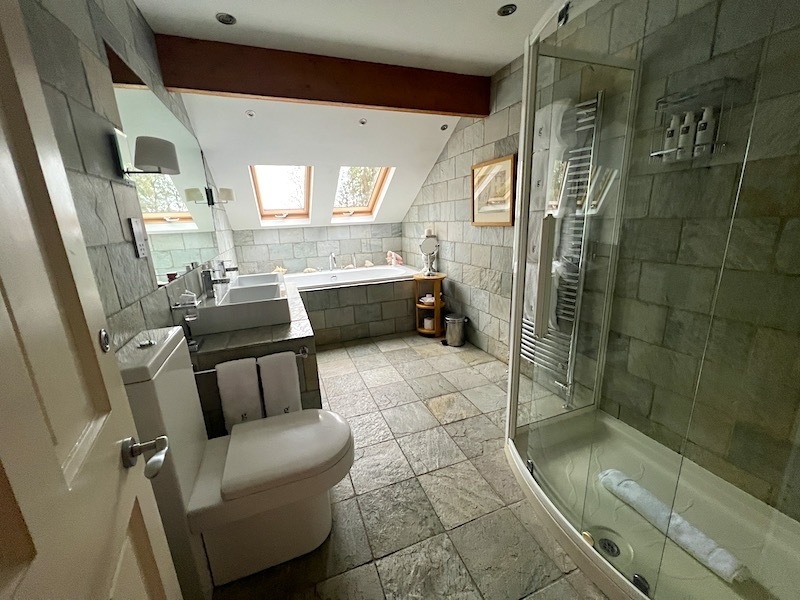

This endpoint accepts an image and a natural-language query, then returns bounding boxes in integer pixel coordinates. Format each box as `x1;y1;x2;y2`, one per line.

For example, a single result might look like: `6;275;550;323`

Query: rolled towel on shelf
598;469;751;584
216;358;264;434
257;351;302;416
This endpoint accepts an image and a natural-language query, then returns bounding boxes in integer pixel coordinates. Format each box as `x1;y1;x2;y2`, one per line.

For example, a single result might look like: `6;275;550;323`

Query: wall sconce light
124;136;180;175
217;188;235;203
187;187;235;206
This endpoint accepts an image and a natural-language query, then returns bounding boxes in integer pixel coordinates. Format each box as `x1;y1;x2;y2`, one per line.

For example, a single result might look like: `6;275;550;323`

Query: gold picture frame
471;154;516;226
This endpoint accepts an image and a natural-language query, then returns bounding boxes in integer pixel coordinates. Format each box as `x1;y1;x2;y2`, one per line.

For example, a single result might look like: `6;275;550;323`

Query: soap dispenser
676;111;696;161
663;114;680;162
693;106;716;157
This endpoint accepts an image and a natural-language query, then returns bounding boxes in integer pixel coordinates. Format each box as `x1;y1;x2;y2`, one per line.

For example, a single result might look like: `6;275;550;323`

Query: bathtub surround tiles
234;223;403;275
214;333;606;599
401;59;522;362
303;280;415;345
24;0;236;350
544;0;800;516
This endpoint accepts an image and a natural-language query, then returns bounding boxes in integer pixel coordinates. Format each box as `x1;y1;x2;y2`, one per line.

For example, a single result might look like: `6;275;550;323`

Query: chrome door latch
121;436;169;479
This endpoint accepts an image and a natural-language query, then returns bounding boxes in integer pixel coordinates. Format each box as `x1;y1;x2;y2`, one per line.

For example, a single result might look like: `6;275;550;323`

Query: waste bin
444;314;468;347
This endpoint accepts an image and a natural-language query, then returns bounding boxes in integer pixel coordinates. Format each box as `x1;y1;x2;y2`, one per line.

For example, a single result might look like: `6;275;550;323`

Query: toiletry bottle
676;111;697;161
693;106;716;157
663;114;680;162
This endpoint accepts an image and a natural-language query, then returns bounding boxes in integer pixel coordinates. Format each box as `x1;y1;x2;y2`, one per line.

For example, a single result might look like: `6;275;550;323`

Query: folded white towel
216;358;264;434
598;469;751;584
257;352;302;416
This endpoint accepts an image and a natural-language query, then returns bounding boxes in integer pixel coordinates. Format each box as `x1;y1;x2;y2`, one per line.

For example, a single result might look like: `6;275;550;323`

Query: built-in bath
289;265;420;345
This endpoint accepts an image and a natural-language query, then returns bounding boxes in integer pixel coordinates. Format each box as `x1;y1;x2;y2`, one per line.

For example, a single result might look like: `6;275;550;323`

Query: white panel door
0;0;181;597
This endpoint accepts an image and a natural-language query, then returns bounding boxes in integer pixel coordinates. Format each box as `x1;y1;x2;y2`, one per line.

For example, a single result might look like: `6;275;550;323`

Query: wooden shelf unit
413;273;446;337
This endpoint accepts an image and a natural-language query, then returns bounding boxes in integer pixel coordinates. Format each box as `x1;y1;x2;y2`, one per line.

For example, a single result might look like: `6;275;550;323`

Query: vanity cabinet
413;273;446;337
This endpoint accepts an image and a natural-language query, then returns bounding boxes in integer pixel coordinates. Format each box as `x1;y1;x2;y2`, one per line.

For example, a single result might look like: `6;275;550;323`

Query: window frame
251;165;313;219
332;166;391;217
142;211;193;225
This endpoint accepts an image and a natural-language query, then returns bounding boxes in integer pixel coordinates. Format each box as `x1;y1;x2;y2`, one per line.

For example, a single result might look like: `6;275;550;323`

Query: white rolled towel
257;352;302;416
216;358;263;434
598;469;751;584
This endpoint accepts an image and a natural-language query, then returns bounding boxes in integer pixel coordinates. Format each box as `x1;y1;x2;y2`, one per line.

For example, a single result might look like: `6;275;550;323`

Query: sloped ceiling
181;94;459;230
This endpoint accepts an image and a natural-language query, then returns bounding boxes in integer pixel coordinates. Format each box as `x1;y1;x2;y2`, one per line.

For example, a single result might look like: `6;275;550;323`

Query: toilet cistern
329;252;337;270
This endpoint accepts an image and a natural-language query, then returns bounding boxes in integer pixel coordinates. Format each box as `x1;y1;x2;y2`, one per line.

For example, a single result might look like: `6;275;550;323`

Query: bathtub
284;265;419;292
291;265;420;345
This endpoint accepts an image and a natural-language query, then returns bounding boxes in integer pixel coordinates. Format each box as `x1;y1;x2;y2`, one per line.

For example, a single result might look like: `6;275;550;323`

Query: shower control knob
120;435;169;479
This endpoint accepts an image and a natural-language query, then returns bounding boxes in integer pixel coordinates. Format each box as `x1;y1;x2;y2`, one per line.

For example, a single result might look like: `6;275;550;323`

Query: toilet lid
221;409;352;501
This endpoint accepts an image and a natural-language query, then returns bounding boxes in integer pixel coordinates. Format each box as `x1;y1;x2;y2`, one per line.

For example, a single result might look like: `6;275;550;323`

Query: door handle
121;436;169;479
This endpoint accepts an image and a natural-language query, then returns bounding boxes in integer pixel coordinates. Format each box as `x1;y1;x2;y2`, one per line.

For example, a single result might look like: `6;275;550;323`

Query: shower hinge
526;459;535;476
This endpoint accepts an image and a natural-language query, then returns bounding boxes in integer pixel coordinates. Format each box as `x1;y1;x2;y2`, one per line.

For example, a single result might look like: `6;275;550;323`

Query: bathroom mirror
114;86;220;283
419;234;438;275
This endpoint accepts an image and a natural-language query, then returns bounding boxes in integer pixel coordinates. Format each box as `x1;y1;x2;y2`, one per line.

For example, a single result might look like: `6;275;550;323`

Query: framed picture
471;154;516;226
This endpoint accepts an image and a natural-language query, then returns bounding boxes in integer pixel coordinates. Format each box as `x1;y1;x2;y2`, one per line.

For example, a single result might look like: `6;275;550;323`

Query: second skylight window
333;166;392;216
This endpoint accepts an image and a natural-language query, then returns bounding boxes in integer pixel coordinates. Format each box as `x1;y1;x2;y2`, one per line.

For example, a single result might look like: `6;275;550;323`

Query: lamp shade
218;188;236;203
185;188;205;203
134;136;180;174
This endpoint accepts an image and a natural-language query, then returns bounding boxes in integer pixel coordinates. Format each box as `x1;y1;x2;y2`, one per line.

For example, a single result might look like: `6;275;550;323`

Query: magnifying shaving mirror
420;234;439;276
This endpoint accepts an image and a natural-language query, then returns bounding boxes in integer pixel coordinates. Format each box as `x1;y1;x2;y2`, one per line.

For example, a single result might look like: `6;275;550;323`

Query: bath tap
201;268;230;299
329;252;337;270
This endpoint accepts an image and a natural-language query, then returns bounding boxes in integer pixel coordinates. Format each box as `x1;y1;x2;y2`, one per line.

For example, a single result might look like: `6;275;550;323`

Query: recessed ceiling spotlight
441;124;449;131
497;4;517;16
216;12;237;25
358;118;368;126
245;110;255;118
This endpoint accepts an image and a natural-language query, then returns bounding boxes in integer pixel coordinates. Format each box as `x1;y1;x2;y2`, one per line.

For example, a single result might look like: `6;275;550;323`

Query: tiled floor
213;333;607;600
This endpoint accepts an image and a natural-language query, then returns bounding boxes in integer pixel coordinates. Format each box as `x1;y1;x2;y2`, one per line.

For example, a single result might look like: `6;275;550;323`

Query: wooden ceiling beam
154;35;491;117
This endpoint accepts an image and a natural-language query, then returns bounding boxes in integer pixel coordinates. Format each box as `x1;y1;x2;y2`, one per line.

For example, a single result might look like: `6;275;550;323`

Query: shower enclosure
506;3;800;599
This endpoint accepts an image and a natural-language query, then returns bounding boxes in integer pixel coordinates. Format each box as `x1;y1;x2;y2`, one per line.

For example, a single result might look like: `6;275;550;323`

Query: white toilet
117;326;353;598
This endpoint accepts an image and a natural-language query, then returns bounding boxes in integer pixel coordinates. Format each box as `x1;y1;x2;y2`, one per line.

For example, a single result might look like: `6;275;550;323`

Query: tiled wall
234;224;404;275
150;231;220;276
401;59;523;362
545;0;800;516
302;280;416;345
22;0;233;350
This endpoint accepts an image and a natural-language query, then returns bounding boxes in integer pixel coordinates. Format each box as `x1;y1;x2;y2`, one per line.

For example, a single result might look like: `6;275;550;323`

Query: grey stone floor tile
324;372;368;398
442;367;493;392
462;383;507;413
565;570;608;599
346;341;381;358
393;358;437;380
407;373;458;399
458;346;496;366
349;411;393;449
417;461;504;529
486;408;507;430
316;346;350;365
320;498;374;579
331;473;355;502
376;533;482;600
396;427;467;475
471;448;526;505
350;440;414;494
382;347;423;365
449;508;561;600
381;401;439;437
413;343;451;357
360;365;403;388
370;381;420;409
474;360;509;383
444;414;505;459
428;353;470;373
375;337;409;352
318;357;358;379
352;352;390;371
357;478;443;558
523;577;580;600
327;390;379;418
316;563;385;600
510;500;577;575
425;392;482;425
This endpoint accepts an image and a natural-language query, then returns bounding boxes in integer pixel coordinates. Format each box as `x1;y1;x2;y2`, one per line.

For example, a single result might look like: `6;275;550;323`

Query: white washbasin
190;284;291;335
232;273;283;288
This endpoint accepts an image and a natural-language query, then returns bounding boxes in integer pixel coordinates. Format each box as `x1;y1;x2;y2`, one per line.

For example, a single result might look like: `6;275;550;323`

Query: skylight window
333;166;392;216
251;165;312;219
133;173;193;224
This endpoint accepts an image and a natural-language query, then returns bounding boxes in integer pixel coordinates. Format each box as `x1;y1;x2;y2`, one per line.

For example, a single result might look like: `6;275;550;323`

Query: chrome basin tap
329;252;337;270
201;268;230;299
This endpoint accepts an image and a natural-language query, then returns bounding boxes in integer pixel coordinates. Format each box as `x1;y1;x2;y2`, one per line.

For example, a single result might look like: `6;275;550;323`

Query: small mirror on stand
420;232;439;276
